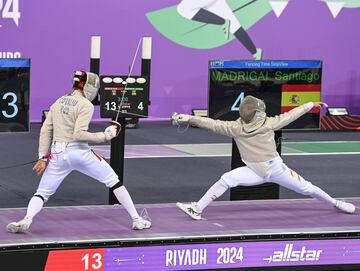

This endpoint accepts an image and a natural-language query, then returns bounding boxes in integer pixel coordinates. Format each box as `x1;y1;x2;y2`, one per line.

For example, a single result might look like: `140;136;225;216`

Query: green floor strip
282;141;360;154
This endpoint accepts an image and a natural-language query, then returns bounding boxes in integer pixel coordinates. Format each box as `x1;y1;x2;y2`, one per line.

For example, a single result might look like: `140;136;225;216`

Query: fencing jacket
38;91;106;159
189;102;314;177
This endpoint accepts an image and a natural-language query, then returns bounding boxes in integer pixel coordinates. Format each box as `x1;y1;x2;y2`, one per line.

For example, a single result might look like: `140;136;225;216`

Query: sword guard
171;112;179;126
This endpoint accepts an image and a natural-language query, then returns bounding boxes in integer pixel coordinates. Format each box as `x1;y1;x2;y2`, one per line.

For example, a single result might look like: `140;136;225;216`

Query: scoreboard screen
0;59;30;133
208;60;322;130
100;75;149;119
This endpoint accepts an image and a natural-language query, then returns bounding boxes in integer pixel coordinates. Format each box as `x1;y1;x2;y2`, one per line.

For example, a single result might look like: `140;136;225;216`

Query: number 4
236;247;244;262
137;102;144;111
231;92;244;111
2;0;21;26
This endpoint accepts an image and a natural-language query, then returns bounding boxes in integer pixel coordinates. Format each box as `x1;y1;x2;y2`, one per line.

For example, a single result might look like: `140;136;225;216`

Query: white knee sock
113;186;140;220
196;181;228;213
24;196;44;220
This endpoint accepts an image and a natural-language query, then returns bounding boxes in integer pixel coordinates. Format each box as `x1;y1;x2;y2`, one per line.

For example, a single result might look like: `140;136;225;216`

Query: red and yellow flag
281;84;321;113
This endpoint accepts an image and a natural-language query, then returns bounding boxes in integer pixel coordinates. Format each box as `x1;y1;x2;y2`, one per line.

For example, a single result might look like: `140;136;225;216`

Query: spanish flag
281;84;321;113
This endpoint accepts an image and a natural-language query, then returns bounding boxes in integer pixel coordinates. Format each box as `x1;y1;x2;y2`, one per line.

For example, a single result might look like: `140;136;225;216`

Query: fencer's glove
104;125;118;141
313;102;328;109
171;113;191;126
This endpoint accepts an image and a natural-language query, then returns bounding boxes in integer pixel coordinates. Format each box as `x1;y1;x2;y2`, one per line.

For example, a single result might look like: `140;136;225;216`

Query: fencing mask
73;71;100;102
239;95;266;123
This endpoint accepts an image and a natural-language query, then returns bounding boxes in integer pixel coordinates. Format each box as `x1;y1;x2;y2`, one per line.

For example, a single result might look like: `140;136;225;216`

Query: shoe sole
341;208;356;214
6;223;27;233
176;202;202;220
335;203;356;214
132;224;151;230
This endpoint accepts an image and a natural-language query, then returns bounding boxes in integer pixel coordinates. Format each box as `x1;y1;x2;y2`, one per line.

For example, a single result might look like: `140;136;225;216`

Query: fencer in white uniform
177;0;262;60
173;96;356;220
6;71;151;232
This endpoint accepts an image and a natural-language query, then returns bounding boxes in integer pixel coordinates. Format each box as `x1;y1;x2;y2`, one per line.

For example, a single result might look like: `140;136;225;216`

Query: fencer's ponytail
72;71;87;90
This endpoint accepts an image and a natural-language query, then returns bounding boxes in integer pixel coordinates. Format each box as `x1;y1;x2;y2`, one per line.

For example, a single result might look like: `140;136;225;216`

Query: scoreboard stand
88;36;152;204
109;117;126;204
99;74;150;204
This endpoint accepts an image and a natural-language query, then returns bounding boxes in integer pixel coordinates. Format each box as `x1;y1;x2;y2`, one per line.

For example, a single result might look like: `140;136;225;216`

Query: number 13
81;253;102;270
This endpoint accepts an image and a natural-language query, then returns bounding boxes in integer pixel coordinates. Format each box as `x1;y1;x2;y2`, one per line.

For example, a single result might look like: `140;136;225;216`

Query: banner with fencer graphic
1;1;360;120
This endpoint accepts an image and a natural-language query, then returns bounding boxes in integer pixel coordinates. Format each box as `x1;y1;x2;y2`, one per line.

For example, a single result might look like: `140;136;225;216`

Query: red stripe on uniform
91;150;102;161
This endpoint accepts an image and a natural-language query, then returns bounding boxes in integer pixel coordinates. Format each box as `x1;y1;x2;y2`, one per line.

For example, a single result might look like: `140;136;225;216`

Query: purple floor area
1;198;360;247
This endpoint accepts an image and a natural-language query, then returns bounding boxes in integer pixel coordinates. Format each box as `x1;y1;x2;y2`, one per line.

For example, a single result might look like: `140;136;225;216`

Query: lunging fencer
173;96;356;220
6;71;151;233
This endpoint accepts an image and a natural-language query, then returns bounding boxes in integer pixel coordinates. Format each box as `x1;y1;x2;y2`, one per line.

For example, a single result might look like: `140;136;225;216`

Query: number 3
2;92;18;118
92;253;102;269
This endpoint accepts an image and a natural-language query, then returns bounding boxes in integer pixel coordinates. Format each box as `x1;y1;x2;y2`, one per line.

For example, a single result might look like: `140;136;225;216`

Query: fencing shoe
253;48;263;60
176;202;202;220
132;217;151;230
6;218;32;233
335;200;356;214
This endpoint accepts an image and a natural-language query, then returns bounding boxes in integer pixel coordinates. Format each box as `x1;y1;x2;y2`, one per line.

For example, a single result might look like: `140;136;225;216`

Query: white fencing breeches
219;157;336;205
35;142;119;202
177;0;241;33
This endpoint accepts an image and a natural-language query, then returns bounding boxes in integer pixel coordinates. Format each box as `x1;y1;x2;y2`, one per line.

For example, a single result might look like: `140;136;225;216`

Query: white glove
104;125;117;140
171;113;190;126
